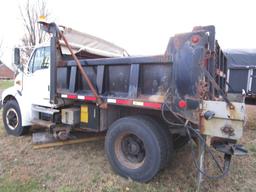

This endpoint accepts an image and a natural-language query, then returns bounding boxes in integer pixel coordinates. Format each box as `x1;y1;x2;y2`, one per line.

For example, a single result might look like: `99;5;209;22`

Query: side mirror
14;48;20;66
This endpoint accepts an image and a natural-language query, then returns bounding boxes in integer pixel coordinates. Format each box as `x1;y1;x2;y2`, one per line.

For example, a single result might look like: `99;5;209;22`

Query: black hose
161;90;231;180
185;125;231;180
161;103;184;127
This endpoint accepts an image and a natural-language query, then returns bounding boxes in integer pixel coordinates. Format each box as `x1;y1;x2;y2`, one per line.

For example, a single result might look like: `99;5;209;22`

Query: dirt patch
0;106;255;192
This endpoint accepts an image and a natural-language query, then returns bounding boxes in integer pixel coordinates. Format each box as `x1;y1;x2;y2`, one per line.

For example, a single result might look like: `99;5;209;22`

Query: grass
0;177;40;192
0;80;13;90
0;95;255;192
247;143;256;157
56;186;75;192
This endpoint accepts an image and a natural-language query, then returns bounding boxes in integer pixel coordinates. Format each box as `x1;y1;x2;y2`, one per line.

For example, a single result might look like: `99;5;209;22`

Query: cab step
31;119;56;129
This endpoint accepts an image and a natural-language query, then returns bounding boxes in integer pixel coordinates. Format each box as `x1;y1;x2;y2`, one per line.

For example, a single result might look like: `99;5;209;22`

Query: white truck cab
2;43;52;135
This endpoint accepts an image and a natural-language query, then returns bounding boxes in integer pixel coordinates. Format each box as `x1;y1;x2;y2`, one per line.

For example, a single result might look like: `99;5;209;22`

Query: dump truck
1;21;247;184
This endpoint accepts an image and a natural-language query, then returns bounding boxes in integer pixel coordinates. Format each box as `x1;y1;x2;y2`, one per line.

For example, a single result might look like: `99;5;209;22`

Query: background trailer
225;49;256;103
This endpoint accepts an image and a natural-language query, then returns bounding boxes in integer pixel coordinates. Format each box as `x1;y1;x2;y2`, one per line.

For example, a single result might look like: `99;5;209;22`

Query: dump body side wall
56;56;172;103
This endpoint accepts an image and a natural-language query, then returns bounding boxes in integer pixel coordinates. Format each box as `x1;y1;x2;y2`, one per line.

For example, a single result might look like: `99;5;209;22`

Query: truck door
23;46;51;107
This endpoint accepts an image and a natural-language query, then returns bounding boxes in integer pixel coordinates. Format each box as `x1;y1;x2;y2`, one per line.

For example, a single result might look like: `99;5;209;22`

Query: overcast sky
0;0;255;66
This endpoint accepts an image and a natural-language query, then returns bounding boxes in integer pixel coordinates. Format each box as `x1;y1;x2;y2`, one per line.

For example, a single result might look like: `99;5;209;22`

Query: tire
137;115;174;168
2;100;28;136
105;116;173;182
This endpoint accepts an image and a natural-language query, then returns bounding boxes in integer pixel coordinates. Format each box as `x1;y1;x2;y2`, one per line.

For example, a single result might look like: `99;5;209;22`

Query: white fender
2;86;32;127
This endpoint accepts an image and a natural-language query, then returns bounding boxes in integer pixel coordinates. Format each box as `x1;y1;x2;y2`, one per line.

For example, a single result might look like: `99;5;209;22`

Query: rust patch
199;111;205;134
227;104;242;120
148;95;165;103
221;126;235;137
197;80;209;99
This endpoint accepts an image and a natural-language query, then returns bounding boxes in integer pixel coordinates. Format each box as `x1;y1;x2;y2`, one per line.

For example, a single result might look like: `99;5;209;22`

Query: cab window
28;47;50;73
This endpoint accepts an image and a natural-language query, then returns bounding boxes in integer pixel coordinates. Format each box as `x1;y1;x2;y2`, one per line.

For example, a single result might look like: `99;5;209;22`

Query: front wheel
2;100;28;136
105;116;173;182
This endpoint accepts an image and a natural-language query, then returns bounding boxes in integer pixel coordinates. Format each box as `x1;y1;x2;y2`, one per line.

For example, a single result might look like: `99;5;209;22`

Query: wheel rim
6;108;19;130
115;133;146;169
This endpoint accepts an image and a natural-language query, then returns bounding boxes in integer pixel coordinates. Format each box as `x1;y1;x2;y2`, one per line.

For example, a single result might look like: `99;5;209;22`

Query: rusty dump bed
45;23;245;143
51;25;228;124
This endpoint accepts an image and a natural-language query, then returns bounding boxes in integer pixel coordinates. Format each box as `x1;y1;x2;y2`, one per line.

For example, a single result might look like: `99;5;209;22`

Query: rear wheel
105;116;173;182
3;100;28;136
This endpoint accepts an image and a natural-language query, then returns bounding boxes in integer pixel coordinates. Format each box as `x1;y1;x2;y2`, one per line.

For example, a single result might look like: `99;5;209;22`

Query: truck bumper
200;100;245;140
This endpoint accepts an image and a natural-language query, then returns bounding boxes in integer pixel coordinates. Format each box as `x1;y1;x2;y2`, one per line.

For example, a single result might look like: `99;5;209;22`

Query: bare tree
19;0;50;60
20;0;50;46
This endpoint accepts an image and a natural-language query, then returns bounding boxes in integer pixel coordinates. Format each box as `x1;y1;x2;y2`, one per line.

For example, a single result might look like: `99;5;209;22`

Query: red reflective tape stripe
143;102;162;109
85;96;97;101
67;95;77;99
116;99;131;105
